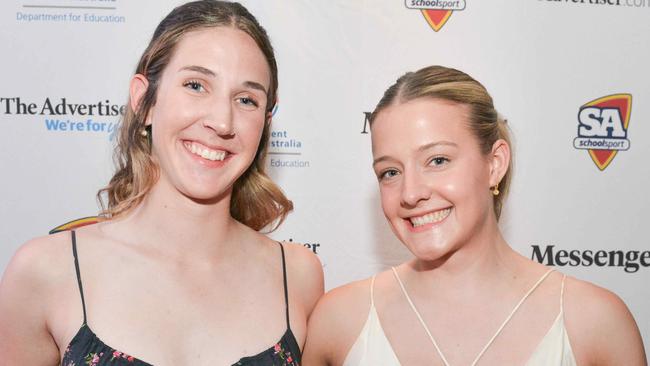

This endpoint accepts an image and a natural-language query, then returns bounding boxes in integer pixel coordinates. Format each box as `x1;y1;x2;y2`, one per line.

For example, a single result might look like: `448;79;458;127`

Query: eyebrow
416;141;457;152
179;65;268;94
180;65;215;77
243;80;268;94
373;141;458;167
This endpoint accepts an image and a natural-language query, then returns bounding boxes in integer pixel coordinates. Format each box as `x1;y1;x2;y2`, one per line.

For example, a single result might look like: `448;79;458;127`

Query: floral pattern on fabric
61;324;301;366
273;342;299;366
84;352;103;366
111;351;136;362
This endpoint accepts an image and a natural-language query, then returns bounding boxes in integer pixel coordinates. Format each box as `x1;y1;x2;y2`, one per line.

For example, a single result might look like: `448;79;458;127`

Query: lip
182;139;234;167
403;207;452;233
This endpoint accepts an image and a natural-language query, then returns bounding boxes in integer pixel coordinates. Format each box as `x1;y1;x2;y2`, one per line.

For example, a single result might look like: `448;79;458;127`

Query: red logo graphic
421;10;453;32
573;94;632;171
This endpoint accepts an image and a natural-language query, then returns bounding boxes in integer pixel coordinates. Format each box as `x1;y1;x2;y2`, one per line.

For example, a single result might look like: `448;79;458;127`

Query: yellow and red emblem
49;216;101;234
421;9;453;32
574;94;632;171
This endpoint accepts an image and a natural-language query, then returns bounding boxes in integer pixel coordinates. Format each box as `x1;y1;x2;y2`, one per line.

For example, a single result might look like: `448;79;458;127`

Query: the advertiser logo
1;96;125;140
405;0;466;32
537;0;649;9
573;94;632;171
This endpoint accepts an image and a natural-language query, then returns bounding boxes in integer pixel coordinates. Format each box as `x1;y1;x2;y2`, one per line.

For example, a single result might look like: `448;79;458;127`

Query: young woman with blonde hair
303;65;646;366
0;1;323;365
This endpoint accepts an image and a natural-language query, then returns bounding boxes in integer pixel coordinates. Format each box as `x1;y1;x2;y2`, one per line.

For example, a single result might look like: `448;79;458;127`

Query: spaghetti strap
370;275;377;307
391;266;451;366
560;274;567;311
71;230;87;325
278;242;290;330
391;266;555;366
470;269;554;365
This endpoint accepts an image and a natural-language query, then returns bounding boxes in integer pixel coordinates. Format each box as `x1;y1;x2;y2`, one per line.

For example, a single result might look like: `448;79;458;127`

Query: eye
429;156;449;166
183;80;205;93
237;96;259;109
378;168;400;181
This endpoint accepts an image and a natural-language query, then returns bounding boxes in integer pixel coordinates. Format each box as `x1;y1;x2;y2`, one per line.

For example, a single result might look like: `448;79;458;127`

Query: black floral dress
61;231;301;366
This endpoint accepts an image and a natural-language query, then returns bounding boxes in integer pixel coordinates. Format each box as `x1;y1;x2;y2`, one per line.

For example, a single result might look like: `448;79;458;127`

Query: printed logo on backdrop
0;97;125;140
531;245;650;273
537;0;649;9
405;0;466;32
16;0;126;24
361;112;371;134
285;238;321;256
267;102;310;169
573;94;632;171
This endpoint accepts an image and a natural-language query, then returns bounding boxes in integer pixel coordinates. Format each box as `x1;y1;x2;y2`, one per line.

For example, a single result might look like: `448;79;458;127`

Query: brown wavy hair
98;0;292;231
369;65;513;220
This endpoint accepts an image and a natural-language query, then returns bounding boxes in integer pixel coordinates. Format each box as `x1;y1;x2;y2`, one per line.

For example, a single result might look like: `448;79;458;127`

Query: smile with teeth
184;141;227;161
409;208;452;227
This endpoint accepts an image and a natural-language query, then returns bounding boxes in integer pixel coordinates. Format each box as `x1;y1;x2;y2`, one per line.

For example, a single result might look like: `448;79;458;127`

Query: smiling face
371;98;502;261
138;26;270;203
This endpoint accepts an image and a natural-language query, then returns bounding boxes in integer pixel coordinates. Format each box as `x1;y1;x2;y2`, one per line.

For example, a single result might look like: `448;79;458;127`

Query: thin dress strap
370;275;377;307
560;274;567;312
71;230;87;325
278;242;290;330
391;267;555;366
391;267;450;366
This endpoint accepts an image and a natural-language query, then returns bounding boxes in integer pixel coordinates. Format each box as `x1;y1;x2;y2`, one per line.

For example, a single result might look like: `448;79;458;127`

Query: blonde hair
98;0;292;231
370;65;512;219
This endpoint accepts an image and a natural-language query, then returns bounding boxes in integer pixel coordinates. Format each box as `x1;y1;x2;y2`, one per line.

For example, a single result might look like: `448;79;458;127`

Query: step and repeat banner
1;0;648;351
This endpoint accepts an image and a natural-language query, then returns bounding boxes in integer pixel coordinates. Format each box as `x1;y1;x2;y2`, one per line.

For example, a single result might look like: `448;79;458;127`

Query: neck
409;213;522;292
109;178;247;262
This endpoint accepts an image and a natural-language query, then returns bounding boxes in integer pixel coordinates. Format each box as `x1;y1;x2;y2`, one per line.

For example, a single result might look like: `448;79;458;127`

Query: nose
400;168;430;208
202;97;234;137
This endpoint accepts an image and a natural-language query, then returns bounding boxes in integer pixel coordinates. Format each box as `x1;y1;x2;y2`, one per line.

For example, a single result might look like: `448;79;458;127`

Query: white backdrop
1;0;648;353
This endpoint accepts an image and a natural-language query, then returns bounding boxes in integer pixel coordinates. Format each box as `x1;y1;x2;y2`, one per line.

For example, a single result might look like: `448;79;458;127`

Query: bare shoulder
302;277;373;366
563;276;647;365
281;241;324;313
2;231;72;287
0;231;72;364
0;231;74;312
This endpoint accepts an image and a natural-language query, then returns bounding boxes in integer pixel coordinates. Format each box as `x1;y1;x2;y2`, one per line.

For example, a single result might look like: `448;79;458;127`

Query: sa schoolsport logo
573;94;632;171
405;0;466;32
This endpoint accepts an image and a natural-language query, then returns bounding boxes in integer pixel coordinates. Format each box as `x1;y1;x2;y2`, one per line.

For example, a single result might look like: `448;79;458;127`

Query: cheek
238;116;266;156
443;162;488;198
379;184;400;217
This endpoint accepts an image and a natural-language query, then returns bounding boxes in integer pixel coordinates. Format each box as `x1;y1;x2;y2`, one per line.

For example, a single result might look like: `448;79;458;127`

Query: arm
0;238;62;365
302;280;371;366
564;278;647;366
284;242;325;317
302;295;337;366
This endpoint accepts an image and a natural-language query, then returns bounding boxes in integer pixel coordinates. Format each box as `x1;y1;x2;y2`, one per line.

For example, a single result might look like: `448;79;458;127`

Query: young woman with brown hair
0;2;323;365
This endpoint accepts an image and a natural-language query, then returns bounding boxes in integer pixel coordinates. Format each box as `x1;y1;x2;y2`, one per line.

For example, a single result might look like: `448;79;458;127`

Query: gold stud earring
492;183;500;196
140;125;152;148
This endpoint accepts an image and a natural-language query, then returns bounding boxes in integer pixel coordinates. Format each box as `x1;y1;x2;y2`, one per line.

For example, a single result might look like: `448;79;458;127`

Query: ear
265;111;273;125
129;74;149;123
488;139;510;187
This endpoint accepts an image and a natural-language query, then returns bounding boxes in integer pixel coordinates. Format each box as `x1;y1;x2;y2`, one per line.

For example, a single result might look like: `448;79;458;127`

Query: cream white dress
343;269;577;366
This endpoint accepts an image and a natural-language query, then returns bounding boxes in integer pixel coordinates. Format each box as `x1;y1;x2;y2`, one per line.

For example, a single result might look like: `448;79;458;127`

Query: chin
396;232;456;263
178;184;233;204
407;244;454;263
